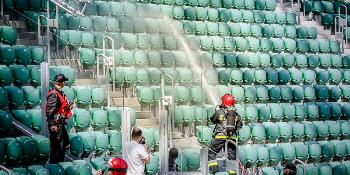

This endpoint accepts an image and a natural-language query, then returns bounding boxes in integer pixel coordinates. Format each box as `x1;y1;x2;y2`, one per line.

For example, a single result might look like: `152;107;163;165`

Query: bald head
132;127;142;140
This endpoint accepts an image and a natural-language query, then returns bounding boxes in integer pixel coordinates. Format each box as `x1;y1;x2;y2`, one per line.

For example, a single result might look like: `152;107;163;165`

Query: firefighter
46;74;73;164
97;158;128;175
208;94;243;174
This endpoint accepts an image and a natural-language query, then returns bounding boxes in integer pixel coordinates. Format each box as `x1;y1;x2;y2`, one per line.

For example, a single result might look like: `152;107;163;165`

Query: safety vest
46;89;72;119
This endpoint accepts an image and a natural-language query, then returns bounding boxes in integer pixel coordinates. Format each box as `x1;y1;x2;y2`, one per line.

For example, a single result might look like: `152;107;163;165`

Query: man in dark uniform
208;94;243;174
46;74;73;164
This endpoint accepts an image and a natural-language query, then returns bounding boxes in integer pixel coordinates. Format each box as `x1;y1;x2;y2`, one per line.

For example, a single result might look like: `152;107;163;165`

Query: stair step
19;32;37;40
135;118;159;127
16;39;38;45
74;78;97;86
172;136;201;148
136;111;154;119
112;97;140;106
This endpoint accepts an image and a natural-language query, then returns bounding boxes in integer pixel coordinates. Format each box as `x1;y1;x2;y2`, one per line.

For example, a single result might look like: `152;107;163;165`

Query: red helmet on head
221;94;235;107
107;158;128;175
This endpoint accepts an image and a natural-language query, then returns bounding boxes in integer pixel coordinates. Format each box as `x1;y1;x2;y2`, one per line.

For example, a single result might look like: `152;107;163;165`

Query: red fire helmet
221;94;235;107
107;158;128;175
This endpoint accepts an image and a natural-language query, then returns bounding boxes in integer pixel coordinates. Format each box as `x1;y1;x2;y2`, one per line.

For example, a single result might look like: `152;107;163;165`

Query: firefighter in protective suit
208;94;243;174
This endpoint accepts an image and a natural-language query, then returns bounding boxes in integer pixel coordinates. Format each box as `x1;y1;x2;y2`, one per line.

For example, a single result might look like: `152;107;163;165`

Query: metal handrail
102;36;115;91
161;74;175;133
293;159;306;175
339;4;348;44
291;0;301;24
225;139;240;175
0;165;11;174
158;97;171;174
334;15;345;52
49;0;88;17
37;15;46;45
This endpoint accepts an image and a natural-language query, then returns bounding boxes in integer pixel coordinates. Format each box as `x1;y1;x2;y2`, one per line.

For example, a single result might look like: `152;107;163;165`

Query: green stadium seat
294;104;306;121
304;86;316;101
1;26;17;45
343;69;350;85
303;121;316;141
293;142;308;161
110;2;123;16
307;142;321;162
90;109;107;129
265;0;276;10
81;32;94;48
106;130;122;153
244;104;258;122
92;131;108;153
79;16;92;31
280;143;295;161
175;86;190;104
290;122;304;142
45;164;65;175
286;12;296;25
328;103;342;120
136;68;149;85
293;53;307;69
252;123;266;143
0;65;12;86
193;106;207;124
230;9;242;23
283;38;296;53
212;36;224;51
330;41;340;54
218;23;230;36
270;38;284;53
263;122;278;142
267;144;281;166
269;103;283;121
330;54;342;68
247;37;260;52
16;136;37;162
219;9;231;22
137;34;150;50
177;68;193;85
160;5;174;16
243;69;254;85
146;153;159;174
0;88;8;109
240;23;251;37
190;86;204;104
0;45;15;65
21;86;40;108
26;109;41;133
1;138;22;162
72;86;91;107
276;122;292;141
329;86;341;102
30;46;45;64
316;69;329;85
281;53;295;69
78;48;96;66
72;160;93;175
306;103;319;121
28;165;49;175
267;85;279;102
254;10;265;24
231;86;244;103
31;135;50;161
73;108;90;131
318;103;331;120
297;26;307;39
341;121;350;138
10;65;29;86
137;86;154;106
183;21;195;35
235;37;248;52
147;67;161;85
329;69;342;85
200;36;213;51
5;86;23;108
315;85;329;102
277;69;290;85
307;39;319;53
289;68;303;84
244;144;258;166
297;39;308;53
282;103;295;121
77;132;96;156
342;103;350;119
303;69;316;85
106;17;119;32
242;10;254;23
285;25;296;39
256;145;269;166
238;125;251;144
173;6;184;20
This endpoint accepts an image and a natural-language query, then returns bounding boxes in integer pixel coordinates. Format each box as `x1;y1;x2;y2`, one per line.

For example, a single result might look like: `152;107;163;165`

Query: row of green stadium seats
48;13;301;39
0;86;40;110
10;110;42;132
136;83;350;105
61;31;178;50
303;0;347;14
110;65;350;87
136;0;277;10
182;22;310;39
7;160;93;175
239;142;350;167
64;86;107;108
0;65;75;86
191;36;340;53
5;0;62;12
54;6;293;29
222;68;350;86
250;161;350;175
69;130;124;157
177;102;350;129
0;26;17;46
81;48;348;70
0;135;49;165
238;120;350;144
72;107;136;131
0;45;45;65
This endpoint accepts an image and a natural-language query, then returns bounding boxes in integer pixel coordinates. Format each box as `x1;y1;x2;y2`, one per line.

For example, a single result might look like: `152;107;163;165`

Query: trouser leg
227;139;237;160
208;139;226;161
49;131;62;164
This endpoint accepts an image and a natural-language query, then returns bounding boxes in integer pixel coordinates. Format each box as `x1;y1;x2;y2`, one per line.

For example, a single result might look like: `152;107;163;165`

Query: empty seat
263;122;278;143
280;86;292;102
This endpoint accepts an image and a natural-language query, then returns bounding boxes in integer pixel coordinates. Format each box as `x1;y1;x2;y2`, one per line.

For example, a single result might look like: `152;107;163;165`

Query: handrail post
103;36;115;92
335;16;345;53
339;4;348;44
159;97;171;175
291;0;301;24
37;15;44;45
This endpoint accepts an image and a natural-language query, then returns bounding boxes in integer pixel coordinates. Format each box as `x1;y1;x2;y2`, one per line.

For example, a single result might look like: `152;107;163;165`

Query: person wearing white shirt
123;127;150;175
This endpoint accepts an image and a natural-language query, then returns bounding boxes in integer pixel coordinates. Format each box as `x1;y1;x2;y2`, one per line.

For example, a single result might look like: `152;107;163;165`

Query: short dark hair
132;127;142;138
169;148;178;160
